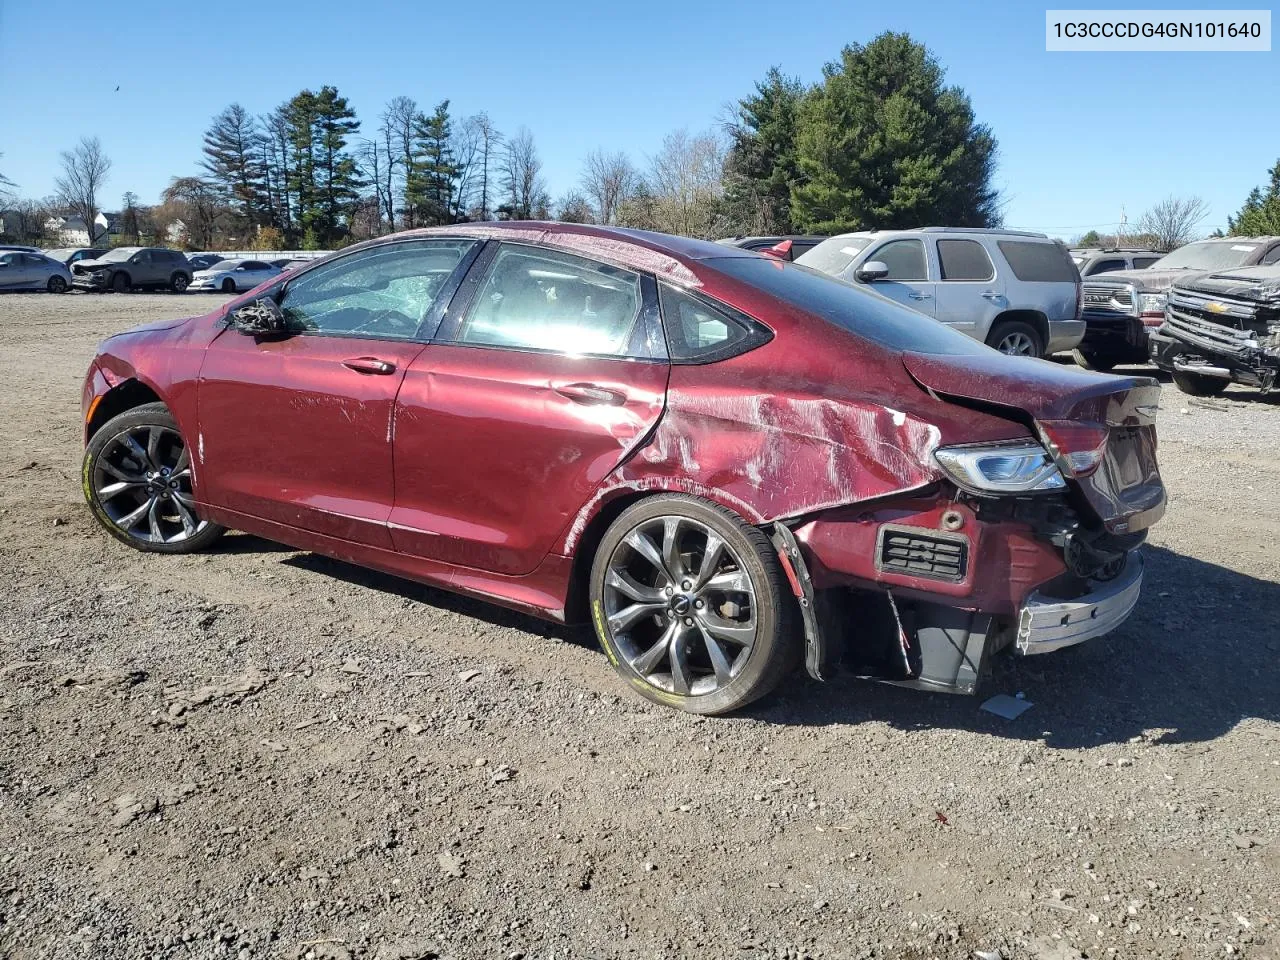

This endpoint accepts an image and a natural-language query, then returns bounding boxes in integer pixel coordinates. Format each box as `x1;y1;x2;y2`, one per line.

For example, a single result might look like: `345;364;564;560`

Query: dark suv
71;247;193;293
1075;236;1280;370
1069;247;1163;277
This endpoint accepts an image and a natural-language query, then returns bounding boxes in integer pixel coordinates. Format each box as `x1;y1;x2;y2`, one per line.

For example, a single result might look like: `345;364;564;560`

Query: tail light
1037;420;1109;477
1074;283;1083;321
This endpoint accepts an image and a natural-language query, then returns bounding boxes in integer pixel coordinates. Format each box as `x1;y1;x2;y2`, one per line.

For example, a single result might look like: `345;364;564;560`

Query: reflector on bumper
1016;552;1143;655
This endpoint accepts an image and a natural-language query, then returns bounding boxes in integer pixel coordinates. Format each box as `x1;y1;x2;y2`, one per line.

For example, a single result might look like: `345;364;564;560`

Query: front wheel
221;278;236;293
589;494;797;715
1072;348;1117;372
82;402;225;553
47;275;68;294
170;272;190;293
988;319;1044;358
1172;370;1229;397
111;272;130;294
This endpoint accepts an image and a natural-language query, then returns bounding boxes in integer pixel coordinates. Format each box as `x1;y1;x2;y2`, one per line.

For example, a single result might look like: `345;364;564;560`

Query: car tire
1171;370;1229;397
988;319;1044;358
111;272;130;294
171;273;190;293
82;402;226;554
221;278;236;293
1071;348;1117;372
47;275;67;294
588;494;798;715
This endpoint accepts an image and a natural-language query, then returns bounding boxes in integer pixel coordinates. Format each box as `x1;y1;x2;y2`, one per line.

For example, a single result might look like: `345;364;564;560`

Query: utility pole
1117;205;1127;246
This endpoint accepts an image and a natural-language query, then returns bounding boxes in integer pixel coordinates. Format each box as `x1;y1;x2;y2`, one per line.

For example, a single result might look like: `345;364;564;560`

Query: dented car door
388;242;668;575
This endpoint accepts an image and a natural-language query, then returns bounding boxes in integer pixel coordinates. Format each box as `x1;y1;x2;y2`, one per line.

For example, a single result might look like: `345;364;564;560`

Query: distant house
43;212;125;246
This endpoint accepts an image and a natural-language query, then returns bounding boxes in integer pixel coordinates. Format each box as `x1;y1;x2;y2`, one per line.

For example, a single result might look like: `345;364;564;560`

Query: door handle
981;291;1004;301
554;382;626;406
909;293;933;300
343;357;396;375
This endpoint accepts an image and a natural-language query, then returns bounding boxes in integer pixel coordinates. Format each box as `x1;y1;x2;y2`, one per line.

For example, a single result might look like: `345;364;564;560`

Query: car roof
825;227;1053;242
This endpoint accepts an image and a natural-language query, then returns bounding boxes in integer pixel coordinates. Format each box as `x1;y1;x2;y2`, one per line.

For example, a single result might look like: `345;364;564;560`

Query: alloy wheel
602;515;757;697
90;424;206;544
47;276;67;294
997;331;1037;356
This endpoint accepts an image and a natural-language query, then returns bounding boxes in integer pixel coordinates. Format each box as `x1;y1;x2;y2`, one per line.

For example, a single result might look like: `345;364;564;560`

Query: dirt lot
1;291;1277;960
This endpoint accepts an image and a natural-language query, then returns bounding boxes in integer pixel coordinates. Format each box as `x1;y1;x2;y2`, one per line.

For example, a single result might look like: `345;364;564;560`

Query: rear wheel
170;272;190;293
46;275;67;294
111;272;130;294
1072;348;1117;372
1172;370;1229;397
82;402;225;553
988;319;1044;358
589;494;797;715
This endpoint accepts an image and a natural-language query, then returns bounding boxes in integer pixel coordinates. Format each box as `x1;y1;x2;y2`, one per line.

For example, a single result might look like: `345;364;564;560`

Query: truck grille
1082;283;1136;316
1166;290;1258;356
877;525;969;583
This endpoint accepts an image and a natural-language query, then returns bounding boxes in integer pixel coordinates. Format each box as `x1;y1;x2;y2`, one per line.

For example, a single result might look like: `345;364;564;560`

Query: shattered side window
455;244;642;357
279;239;476;340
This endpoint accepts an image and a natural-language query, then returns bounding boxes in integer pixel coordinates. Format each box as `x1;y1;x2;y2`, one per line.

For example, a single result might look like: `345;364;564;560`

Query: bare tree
359;139;388;235
1135;195;1210;252
381;96;418;227
554;191;595;224
0;152;15;202
468;113;501;220
645;129;726;238
1;196;57;245
162;177;225;249
499;127;548;220
580;149;639;225
54;137;112;245
450;117;482;222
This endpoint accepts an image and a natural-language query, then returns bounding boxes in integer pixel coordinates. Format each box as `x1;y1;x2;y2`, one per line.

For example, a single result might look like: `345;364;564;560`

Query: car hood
1085;267;1212;292
73;257;124;271
1171;265;1280;303
103;316;195;343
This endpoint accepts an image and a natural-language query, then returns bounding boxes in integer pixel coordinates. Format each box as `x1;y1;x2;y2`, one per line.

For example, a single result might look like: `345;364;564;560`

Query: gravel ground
1;292;1277;960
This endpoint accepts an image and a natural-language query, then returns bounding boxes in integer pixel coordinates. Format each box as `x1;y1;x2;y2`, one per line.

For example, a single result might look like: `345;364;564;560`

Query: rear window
936;239;994;281
1132;256;1160;269
708;257;988;357
996;240;1077;283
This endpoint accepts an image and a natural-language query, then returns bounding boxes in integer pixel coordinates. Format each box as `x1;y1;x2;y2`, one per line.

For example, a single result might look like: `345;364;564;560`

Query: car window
0;253;20;266
1262;245;1280;267
708;257;991;357
280;238;476;340
936;239;995;281
659;284;756;362
241;261;269;271
996;240;1077;282
1091;258;1126;274
455;244;642;357
1132;256;1160;269
868;239;927;281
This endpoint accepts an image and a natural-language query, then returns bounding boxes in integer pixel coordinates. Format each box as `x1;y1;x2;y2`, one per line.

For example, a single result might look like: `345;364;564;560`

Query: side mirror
229;297;289;336
854;260;890;282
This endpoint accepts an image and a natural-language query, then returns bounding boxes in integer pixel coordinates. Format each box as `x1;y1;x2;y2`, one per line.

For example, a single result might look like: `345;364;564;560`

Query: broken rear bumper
1015;552;1143;655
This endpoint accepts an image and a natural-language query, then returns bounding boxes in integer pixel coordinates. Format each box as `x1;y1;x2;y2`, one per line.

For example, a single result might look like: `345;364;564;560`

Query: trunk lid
902;351;1165;533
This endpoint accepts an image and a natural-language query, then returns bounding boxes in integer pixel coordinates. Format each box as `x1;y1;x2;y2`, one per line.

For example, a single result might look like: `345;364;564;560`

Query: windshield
1154;240;1259;271
708;256;990;356
100;248;137;262
44;248;71;261
795;236;872;277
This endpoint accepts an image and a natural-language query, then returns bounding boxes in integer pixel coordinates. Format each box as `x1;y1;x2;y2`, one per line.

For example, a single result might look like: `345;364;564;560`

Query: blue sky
1;0;1276;238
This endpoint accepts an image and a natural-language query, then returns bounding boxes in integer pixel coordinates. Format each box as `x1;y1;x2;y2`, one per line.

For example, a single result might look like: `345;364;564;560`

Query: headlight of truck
934;443;1066;495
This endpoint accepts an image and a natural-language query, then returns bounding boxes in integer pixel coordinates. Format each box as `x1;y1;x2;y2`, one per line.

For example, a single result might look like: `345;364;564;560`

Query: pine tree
283;86;363;247
722;68;806;235
202;104;266;229
1228;160;1280;236
792;33;1000;233
407;100;458;226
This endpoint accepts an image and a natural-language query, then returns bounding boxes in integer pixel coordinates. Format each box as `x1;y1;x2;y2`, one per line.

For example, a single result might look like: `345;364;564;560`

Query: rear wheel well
988;310;1049;348
562;491;658;623
87;380;163;440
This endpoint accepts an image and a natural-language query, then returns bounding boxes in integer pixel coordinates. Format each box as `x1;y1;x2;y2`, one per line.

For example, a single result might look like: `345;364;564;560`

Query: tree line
4;32;1280;253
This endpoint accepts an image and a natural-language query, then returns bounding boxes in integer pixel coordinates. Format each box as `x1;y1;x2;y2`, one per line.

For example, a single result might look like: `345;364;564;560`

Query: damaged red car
80;223;1165;714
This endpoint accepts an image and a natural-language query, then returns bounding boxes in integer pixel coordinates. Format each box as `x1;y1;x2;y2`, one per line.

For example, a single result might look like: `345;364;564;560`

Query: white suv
796;228;1084;357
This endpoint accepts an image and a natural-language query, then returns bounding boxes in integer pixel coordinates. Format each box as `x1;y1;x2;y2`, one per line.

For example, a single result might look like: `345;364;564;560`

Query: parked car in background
43;247;107;268
79;222;1163;715
0;244;41;253
718;236;830;261
187;253;225;271
0;250;73;292
190;258;282;293
278;259;312;272
71;247;193;293
1075;236;1280;370
1149;264;1280;395
797;228;1083;357
1070;247;1163;277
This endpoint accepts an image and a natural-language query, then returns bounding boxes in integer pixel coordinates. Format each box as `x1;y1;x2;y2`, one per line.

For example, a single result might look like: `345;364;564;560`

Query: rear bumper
1080;312;1148;360
1016;552;1143;655
1046;319;1086;353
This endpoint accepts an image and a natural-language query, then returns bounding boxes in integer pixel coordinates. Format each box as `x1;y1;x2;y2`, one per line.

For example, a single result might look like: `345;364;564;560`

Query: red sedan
80;223;1165;714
